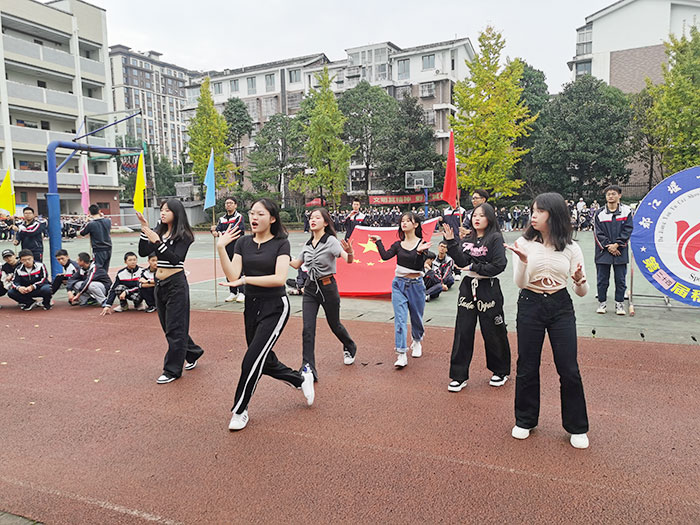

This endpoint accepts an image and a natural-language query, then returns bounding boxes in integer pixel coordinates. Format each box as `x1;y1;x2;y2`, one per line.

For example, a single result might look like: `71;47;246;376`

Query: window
262;97;278;119
575;61;592;76
451;50;456;71
361;51;366;63
20;192;28;203
245;99;258;121
348;52;360;66
230;79;239;92
287;92;302;110
374;48;387;63
423;110;436;125
422;54;435;70
131;58;138;66
336;70;345;83
132;78;139;86
122;56;127;64
213;82;222;94
37;80;47;89
376;64;388;80
265;73;275;92
420;82;435;98
289;69;301;83
19;160;42;171
398;59;410;80
15;119;38;129
247;77;256;95
395;85;412;99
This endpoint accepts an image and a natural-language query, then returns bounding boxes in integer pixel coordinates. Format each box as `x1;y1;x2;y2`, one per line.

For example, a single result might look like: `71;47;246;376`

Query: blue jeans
596;263;627;303
391;276;425;352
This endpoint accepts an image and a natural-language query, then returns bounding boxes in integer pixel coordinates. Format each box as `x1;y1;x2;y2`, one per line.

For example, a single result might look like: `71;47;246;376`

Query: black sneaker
22;302;39;311
156;374;177;384
43;304;53;311
145;306;157;313
489;374;509;387
184;360;198;371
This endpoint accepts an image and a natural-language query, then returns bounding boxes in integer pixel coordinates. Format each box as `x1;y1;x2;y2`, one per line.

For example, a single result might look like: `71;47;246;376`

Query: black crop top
376;239;426;272
139;233;192;269
234;235;291;297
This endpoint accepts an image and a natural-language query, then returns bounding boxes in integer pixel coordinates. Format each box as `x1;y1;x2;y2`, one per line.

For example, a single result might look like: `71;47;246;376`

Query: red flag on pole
442;131;458;209
335;217;440;296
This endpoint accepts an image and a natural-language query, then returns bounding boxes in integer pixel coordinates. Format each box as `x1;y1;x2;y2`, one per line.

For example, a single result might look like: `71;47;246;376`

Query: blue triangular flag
203;148;216;210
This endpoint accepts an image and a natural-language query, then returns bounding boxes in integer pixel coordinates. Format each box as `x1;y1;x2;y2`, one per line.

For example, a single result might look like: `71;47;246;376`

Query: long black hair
466;202;500;242
307;207;337;242
523;192;572;251
155;198;194;243
255;198;288;239
398;211;423;241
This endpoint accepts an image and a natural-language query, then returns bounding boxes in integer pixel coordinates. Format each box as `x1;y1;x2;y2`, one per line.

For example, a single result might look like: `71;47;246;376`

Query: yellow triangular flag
133;152;146;213
0;168;16;217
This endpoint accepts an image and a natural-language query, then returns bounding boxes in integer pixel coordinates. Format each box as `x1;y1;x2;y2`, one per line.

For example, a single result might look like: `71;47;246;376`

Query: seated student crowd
1;247;158;314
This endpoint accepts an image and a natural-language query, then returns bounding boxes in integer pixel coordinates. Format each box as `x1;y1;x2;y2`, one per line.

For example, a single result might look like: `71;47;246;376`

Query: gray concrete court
6;229;697;345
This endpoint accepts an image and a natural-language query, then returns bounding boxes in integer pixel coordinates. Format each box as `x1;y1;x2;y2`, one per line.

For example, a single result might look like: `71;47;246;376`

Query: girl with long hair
505;192;590;449
137;199;204;384
368;211;431;369
217;198;314;431
442;202;511;392
290;208;357;381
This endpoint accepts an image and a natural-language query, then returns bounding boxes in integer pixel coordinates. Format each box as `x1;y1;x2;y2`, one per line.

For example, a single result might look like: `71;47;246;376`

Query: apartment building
568;0;700;93
109;45;195;165
0;0;117;217
184;37;474;195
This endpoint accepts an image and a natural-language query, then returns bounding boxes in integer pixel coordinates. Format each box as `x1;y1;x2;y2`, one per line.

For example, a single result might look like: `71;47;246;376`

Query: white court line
0;476;182;525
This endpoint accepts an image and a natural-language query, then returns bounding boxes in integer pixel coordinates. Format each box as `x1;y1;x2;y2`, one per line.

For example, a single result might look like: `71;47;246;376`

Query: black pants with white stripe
232;294;303;415
155;271;203;378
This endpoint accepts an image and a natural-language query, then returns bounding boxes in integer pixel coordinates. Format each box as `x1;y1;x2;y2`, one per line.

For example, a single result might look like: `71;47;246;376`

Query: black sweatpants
140;286;156;308
449;277;510;381
232;294;303;415
514;288;589;434
302;276;356;379
51;275;67;294
93;249;112;272
155;271;203;378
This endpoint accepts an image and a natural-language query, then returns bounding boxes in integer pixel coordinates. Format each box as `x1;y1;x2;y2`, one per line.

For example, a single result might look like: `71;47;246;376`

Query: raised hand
216;225;241;248
442;224;455;240
367;235;380;243
417;241;432;253
135;211;148;228
340;239;354;254
504;240;528;263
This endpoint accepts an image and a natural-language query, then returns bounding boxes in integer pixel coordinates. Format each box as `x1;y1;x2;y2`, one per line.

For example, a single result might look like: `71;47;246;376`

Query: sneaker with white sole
410;340;422;358
224;293;237;302
394;352;408;368
489;374;508;387
454;274;461;281
228;410;249;431
570;433;589;449
425;295;431;303
596;302;607;314
615;302;626;316
135;302;147;311
343;350;355;365
156;374;176;384
448;380;467;392
511;425;534;440
113;305;124;312
236;292;245;303
184;360;198;371
145;306;157;313
300;365;315;405
22;301;39;311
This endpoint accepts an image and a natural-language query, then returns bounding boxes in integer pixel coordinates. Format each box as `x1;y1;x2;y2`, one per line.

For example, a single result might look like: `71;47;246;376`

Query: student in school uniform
211;196;246;303
100;252;145;315
13;207;46;262
138;253;158;313
67;252;112;307
7;249;52;310
51;249;80;295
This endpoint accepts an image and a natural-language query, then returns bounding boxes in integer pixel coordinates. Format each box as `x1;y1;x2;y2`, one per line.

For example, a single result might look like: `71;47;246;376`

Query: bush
279;210;292;223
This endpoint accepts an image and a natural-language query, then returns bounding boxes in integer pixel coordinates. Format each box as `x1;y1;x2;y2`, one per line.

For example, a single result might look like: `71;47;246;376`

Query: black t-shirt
80;217;112;251
234;235;290;297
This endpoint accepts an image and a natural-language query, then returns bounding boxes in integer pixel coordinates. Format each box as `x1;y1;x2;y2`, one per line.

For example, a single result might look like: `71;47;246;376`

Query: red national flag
442;131;458;209
336;217;441;296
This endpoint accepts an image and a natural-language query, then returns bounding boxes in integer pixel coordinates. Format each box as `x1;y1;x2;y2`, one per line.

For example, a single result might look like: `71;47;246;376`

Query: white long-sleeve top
511;237;589;297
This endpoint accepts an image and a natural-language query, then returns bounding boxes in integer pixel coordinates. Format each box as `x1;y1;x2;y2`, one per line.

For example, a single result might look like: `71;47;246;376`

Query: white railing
13;170;116;188
3;35;74;71
82;96;108;115
80;56;106;77
7;81;78;112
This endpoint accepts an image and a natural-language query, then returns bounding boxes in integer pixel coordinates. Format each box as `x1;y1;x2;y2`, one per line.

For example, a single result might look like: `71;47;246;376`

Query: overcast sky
87;0;613;93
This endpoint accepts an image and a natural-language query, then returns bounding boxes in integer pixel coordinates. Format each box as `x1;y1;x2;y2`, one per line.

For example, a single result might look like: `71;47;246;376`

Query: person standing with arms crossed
505;192;590;449
211;196;246;303
79;204;112;271
13;207;46;262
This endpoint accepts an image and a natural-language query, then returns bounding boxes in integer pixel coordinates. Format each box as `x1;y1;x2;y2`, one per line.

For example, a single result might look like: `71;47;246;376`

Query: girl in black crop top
368;211;431;369
136;199;203;385
216;198;315;431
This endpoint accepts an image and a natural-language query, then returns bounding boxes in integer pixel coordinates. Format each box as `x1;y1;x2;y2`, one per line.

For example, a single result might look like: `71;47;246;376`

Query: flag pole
213;207;218;303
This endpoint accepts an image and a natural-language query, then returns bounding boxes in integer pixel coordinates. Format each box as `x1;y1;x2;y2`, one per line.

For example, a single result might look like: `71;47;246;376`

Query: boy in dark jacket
7;249;52;310
423;252;443;302
51;249;80;295
67;252;112;306
101;251;144;314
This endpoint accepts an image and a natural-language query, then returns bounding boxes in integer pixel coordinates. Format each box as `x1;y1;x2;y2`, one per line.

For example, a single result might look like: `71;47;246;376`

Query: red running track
0;303;699;524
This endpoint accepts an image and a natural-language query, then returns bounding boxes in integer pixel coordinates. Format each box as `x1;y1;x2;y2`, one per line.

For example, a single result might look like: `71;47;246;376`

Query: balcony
13;169;117;189
7;81;79;116
3;35;75;74
80;57;106;79
11;125;76;150
346;66;361;78
82;96;108;115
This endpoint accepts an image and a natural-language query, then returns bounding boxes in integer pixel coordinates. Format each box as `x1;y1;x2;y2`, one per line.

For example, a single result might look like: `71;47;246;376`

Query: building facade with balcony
0;0;117;218
109;45;196;167
183;38;474;196
568;0;700;93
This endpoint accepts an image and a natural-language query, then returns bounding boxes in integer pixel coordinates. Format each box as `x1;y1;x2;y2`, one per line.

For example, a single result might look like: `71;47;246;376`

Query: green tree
290;67;353;206
247;113;305;203
186;77;233;188
630;84;668;191
531;75;632;198
374;93;444;191
222;97;253;166
338;80;398;195
653;26;700;175
451;26;536;197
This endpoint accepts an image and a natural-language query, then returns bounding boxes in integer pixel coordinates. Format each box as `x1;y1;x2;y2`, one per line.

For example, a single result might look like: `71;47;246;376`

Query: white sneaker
394;352;408;368
301;365;315;406
184;360;197;371
570;433;589;449
410;340;422;358
615;302;626;316
156;374;176;384
425;295;431;303
596;302;607;314
454;274;461;281
236;292;245;303
489;374;508;387
135;302;147;311
448;380;467;392
224;293;237;302
113;305;123;312
511;425;533;440
343;350;355;365
228;410;249;431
